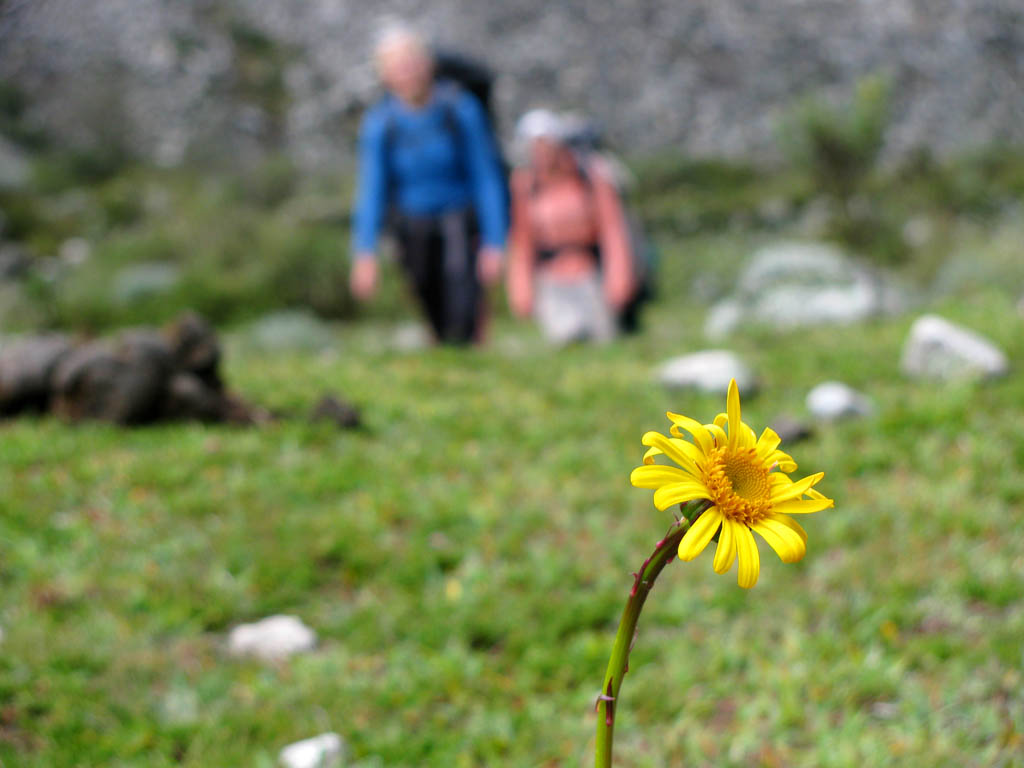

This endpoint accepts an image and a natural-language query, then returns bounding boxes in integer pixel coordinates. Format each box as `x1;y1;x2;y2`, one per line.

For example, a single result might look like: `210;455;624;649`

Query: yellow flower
630;379;833;588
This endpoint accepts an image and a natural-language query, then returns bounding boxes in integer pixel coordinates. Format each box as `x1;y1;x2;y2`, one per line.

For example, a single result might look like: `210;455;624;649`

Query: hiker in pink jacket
506;110;635;344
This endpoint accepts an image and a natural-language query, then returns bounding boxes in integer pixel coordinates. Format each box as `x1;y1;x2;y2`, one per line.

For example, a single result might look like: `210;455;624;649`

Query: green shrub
778;74;890;199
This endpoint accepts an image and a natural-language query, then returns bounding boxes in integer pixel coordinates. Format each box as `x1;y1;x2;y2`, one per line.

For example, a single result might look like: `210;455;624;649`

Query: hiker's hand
477;246;504;286
510;291;532;318
350;257;378;300
606;274;635;312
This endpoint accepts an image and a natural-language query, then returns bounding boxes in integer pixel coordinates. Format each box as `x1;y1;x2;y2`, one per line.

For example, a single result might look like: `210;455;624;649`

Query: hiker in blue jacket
350;26;507;345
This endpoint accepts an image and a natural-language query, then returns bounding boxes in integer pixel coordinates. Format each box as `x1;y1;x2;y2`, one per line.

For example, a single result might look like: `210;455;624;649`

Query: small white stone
58;237;91;266
657;350;757;395
704;300;743;340
228;615;317;661
902;216;933;249
279;732;344;768
392;322;431;352
901;314;1008;380
806;381;874;421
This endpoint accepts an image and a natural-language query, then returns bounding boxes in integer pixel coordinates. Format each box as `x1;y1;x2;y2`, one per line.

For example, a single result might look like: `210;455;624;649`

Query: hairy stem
594;499;711;768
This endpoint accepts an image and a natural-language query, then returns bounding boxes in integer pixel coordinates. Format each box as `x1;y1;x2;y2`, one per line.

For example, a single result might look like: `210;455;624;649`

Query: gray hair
373;20;431;72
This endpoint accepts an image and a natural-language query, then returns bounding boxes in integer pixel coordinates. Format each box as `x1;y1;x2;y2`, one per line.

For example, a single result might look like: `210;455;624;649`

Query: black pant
395;209;481;345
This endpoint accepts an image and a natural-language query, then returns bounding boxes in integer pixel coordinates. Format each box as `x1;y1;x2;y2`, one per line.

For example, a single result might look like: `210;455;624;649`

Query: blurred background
1;2;1023;767
0;0;1022;330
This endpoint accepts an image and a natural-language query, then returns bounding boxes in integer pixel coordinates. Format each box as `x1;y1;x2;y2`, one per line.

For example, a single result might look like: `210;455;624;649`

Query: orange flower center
703;446;771;525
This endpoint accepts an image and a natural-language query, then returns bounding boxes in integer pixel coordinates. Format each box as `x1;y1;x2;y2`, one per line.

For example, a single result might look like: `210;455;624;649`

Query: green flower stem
594;500;711;768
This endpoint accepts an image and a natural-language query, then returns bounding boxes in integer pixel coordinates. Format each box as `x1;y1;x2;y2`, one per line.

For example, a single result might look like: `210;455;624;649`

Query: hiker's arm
351;109;389;262
457;95;507;253
592;165;635;311
349;109;389;299
506;170;535;318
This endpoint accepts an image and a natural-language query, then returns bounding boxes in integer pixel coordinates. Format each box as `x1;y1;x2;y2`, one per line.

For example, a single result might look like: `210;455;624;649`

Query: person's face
530;136;564;173
379;42;433;106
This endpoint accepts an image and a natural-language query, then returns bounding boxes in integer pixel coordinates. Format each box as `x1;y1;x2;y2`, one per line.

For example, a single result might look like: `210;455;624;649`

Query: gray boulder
310;394;361;430
163;311;222;390
245;311;335;353
706;242;904;338
112;262;181;304
806;381;874;421
0;334;73;414
769;415;813;444
657;350;757;396
51;331;173;424
279;733;345;768
901;314;1008;380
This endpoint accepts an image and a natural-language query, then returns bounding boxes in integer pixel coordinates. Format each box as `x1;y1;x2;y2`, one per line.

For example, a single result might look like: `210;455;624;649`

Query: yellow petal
630;464;697;489
705;423;727;448
772;497;834;514
677;507;723;561
727;379;742;449
641;432;702;475
654;481;711;511
666;413;713;455
765;451;798;473
668;437;705;468
765;512;808;543
770;472;824;503
713;518;738;574
735;523;760;588
756;427;782;458
713;413;728;428
642;445;663;465
752;516;807;563
741;423;758;449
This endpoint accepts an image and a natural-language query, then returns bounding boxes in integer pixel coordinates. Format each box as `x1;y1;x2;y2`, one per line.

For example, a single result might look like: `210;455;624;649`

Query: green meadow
3;233;1024;766
2;140;1024;765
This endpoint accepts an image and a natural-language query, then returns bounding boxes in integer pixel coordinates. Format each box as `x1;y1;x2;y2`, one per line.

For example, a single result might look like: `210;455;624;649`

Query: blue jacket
352;83;507;255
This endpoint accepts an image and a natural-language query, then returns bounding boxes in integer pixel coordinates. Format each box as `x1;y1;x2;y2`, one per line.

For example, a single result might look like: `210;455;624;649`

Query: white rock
705;241;904;338
392;322;431;352
228;615;317;661
703;300;743;340
657;350;757;395
112;262;181;304
279;732;344;768
59;237;92;266
901;315;1008;380
246;311;335;352
806;381;874;421
902;216;934;249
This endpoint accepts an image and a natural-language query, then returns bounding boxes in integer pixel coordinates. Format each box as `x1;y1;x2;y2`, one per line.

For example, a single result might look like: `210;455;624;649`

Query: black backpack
432;49;497;129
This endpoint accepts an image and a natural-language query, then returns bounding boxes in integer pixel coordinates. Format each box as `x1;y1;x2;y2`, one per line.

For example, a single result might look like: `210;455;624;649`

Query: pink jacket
507;154;635;318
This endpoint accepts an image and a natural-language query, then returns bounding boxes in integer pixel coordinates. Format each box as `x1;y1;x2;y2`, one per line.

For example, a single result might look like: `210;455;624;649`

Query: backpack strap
382;84;468;179
434;81;466;165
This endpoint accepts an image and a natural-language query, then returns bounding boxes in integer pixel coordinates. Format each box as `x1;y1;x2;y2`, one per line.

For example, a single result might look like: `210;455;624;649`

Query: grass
2;229;1024;766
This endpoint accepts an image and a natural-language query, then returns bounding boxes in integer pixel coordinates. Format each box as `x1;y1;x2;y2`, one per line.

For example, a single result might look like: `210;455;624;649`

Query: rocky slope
1;0;1022;169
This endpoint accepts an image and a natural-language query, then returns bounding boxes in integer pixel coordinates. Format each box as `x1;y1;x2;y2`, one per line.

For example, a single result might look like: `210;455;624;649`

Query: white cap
515;109;565;142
